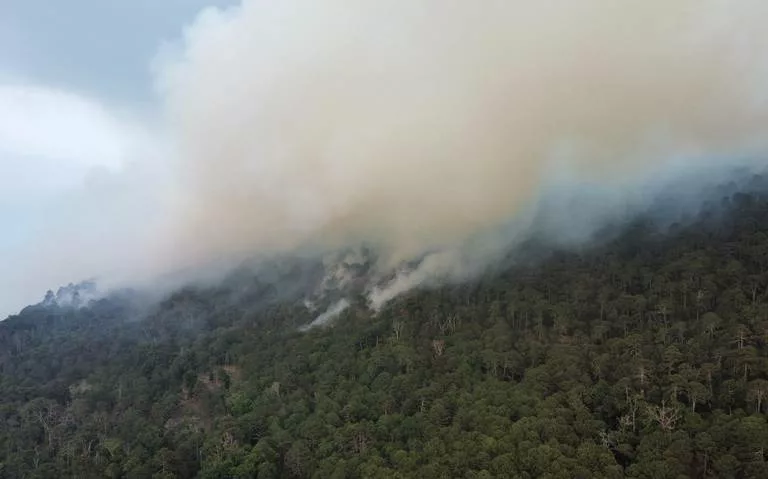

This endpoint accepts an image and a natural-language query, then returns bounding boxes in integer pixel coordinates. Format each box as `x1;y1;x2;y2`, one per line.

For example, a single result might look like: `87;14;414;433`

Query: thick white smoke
153;0;768;280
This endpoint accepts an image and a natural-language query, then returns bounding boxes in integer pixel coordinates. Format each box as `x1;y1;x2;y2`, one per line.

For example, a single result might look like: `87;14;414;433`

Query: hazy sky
0;1;234;316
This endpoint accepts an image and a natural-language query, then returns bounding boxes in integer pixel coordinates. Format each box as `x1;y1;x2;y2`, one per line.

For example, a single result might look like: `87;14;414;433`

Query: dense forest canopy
3;175;768;478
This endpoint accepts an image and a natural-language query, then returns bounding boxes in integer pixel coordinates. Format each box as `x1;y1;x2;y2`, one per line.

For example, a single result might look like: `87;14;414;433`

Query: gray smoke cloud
8;0;768;315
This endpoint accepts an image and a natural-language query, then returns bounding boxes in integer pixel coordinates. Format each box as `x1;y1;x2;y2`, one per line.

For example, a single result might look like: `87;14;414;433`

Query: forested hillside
3;179;768;478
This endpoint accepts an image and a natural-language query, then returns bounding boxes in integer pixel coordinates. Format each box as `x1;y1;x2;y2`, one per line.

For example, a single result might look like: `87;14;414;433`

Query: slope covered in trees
3;178;768;478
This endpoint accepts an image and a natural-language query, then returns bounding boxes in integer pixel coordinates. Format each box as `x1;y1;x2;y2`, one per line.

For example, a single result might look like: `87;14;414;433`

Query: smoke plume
153;0;768;279
8;1;768;314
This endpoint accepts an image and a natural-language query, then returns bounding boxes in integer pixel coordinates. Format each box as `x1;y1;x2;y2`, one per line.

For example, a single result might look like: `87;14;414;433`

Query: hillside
3;180;768;478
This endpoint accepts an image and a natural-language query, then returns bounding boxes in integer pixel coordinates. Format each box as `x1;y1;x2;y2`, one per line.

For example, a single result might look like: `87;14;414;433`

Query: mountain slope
2;181;768;477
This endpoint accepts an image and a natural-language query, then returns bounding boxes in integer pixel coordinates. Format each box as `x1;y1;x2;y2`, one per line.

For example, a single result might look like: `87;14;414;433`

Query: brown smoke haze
153;0;768;278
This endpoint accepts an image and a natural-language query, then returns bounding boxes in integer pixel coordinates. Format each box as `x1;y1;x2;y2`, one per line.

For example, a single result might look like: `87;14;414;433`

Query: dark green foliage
3;185;768;477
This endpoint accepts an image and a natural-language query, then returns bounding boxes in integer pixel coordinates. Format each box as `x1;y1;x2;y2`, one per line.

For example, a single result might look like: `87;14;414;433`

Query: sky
0;1;234;316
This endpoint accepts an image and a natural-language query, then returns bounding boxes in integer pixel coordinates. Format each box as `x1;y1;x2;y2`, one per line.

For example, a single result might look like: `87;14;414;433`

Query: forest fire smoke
154;0;768;282
9;1;768;315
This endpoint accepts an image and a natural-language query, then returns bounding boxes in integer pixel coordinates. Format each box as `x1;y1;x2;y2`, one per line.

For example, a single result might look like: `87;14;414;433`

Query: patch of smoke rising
299;298;350;332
